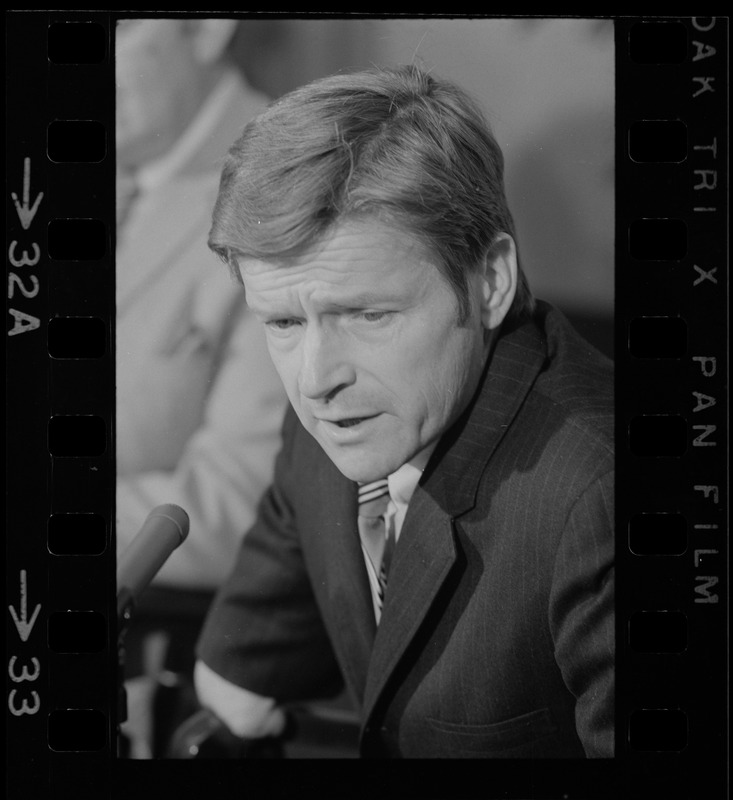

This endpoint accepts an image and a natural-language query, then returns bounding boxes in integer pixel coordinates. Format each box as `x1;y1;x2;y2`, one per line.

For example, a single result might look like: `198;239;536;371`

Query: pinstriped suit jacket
197;302;615;758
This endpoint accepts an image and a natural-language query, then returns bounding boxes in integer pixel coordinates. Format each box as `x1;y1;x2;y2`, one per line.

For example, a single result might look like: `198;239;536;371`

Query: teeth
337;418;363;428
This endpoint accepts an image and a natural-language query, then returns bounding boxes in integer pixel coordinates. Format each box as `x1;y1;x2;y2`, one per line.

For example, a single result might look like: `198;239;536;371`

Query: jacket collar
419;315;548;518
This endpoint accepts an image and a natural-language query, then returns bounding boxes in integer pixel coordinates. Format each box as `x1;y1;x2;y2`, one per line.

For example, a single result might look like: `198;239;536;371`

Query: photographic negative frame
4;12;728;799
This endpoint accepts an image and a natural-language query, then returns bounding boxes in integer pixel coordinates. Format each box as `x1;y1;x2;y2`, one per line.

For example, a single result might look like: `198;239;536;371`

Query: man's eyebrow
328;290;397;308
247;295;391;318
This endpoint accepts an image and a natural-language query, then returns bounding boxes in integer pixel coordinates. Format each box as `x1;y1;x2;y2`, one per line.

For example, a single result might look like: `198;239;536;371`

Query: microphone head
145;504;190;545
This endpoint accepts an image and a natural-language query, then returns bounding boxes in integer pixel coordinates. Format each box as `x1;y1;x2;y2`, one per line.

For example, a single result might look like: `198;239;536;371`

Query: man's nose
297;326;355;401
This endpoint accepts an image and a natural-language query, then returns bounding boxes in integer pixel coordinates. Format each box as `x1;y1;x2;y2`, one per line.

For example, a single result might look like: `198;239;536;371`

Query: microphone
117;504;190;620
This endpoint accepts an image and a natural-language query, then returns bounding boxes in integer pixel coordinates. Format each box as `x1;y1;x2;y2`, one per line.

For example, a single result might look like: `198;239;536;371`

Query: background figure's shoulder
533;301;614;451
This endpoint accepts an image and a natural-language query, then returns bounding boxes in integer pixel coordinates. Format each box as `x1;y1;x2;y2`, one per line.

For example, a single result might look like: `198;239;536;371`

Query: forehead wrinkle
253;218;431;273
246;261;430;317
239;220;444;313
242;261;357;309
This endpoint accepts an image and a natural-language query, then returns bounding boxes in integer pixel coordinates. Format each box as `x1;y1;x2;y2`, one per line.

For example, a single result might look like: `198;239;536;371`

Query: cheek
268;345;322;420
374;342;457;418
265;345;298;397
411;332;480;417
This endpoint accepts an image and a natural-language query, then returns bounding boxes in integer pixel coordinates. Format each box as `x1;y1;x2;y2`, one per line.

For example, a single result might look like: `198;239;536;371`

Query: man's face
239;221;490;483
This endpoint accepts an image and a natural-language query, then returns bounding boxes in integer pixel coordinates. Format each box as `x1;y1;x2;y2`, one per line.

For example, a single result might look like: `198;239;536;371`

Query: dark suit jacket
197;302;614;758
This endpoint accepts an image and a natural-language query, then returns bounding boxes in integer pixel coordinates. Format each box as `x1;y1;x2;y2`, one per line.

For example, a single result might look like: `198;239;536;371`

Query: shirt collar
387;442;436;509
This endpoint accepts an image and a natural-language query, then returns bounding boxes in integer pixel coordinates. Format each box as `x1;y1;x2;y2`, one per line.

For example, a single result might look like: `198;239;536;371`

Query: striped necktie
357;479;395;623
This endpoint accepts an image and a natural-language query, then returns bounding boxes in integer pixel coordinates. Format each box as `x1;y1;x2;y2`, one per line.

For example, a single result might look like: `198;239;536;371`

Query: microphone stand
115;505;191;758
116;584;289;759
116;587;135;758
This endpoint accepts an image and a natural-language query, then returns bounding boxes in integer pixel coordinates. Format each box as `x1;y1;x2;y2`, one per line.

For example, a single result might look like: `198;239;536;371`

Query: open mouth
336;417;368;428
318;414;379;441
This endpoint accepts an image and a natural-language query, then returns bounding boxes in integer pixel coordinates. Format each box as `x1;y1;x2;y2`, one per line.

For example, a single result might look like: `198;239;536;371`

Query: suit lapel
360;317;549;728
301;448;377;707
362;485;457;723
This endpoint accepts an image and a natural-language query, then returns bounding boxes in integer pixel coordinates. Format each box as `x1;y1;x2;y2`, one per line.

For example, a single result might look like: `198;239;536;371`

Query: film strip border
6;12;114;799
3;13;728;799
616;16;727;797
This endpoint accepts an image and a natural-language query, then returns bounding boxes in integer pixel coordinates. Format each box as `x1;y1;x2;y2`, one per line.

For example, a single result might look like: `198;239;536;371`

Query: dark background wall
230;18;615;359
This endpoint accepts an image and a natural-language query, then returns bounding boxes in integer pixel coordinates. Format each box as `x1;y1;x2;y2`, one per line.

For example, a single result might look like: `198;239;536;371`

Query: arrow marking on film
11;157;44;230
9;570;42;643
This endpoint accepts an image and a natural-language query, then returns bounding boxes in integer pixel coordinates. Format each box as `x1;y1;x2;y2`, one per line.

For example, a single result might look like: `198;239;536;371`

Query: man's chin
321;443;402;484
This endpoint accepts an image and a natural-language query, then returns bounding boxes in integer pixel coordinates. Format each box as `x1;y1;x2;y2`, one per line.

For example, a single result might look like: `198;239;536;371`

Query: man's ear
478;233;518;331
188;18;238;66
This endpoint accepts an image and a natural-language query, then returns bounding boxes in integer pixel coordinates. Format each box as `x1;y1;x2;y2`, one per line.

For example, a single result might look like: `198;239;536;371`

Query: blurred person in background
115;16;287;757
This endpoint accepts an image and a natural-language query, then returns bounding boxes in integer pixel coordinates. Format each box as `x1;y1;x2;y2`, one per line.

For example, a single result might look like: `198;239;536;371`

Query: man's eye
357;310;391;323
266;318;300;331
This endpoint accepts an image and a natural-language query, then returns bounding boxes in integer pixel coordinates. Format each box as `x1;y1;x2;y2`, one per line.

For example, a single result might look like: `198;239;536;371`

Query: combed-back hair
209;64;534;325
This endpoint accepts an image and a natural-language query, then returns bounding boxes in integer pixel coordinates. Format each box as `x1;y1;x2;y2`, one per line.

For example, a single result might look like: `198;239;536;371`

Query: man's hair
209;64;534;326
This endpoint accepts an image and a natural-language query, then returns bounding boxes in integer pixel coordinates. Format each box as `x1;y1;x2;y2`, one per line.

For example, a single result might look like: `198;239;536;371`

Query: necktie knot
358;479;390;519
